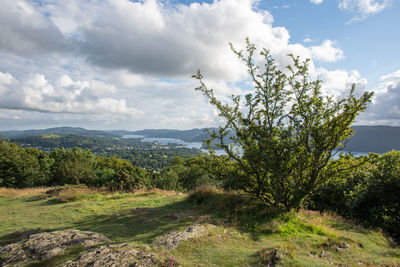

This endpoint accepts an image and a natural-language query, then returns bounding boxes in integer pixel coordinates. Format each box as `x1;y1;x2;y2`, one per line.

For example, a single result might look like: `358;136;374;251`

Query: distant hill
0;127;118;139
345;126;400;153
2;126;400;153
130;128;212;143
127;126;400;153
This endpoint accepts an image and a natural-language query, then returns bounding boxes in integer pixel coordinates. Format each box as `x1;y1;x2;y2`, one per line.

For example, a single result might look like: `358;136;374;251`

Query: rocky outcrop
259;247;287;267
0;230;109;266
154;224;216;251
61;243;159;267
0;225;216;266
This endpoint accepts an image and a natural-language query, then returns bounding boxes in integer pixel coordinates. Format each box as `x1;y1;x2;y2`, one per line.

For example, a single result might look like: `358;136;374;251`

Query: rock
155;224;215;251
0;230;110;266
44;247;64;260
268;248;286;266
319;250;333;259
338;242;350;249
259;247;286;267
0;243;28;266
335;242;351;253
61;243;159;267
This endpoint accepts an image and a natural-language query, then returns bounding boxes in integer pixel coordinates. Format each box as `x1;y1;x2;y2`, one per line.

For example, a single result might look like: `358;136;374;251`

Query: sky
0;0;399;130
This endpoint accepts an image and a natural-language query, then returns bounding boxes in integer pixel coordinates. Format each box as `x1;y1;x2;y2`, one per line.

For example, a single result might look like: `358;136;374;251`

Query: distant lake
122;135;371;158
122;135;226;155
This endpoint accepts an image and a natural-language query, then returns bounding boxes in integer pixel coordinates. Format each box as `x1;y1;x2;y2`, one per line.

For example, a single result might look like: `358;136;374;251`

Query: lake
122;135;371;158
122;135;226;155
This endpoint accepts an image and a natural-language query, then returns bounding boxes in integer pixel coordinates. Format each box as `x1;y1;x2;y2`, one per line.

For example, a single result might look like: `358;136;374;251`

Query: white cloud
317;68;368;99
310;40;344;62
0;72;142;116
0;0;71;56
357;69;400;125
31;0;323;81
339;0;391;22
0;0;376;129
310;0;324;4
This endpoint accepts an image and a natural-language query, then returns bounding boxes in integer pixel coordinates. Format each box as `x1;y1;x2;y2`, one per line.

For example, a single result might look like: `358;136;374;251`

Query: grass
0;186;399;266
0;187;50;198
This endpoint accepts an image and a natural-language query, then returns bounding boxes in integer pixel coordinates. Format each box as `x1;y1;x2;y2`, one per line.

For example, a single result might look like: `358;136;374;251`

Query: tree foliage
0;139;43;188
309;152;400;242
193;39;373;210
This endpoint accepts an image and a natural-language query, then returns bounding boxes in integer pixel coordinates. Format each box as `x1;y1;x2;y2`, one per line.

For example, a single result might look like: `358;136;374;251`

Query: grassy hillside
0;187;398;266
4;125;400;153
0;127;119;139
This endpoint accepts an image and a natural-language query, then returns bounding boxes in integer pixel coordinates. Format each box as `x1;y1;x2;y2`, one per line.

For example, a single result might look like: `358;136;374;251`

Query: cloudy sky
0;0;399;130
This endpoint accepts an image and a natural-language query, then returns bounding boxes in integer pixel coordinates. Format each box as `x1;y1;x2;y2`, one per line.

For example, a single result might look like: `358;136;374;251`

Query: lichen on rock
154;224;216;251
0;229;110;266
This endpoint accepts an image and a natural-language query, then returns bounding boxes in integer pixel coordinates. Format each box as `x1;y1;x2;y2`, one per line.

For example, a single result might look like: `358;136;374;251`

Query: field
0;187;399;266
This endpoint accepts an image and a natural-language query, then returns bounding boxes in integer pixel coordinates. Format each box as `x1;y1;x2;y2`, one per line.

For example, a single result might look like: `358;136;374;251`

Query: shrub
309;152;400;242
194;39;373;210
0;139;44;188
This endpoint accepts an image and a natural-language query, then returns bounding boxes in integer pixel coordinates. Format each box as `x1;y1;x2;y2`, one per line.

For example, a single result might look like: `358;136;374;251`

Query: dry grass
44;186;102;203
0;187;51;197
0;186;180;201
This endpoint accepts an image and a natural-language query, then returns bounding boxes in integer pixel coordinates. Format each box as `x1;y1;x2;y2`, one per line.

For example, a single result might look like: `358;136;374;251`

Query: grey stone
60;244;159;267
0;230;110;266
154;224;215;251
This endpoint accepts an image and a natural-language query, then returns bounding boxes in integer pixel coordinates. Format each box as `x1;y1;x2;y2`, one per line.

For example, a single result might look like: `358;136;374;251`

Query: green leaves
194;39;373;210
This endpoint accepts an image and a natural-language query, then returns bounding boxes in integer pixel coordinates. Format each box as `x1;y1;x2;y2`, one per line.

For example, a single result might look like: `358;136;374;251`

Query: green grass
0;187;399;266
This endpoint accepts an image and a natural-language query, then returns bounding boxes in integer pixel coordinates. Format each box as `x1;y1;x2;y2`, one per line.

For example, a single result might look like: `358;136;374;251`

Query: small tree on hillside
193;39;373;210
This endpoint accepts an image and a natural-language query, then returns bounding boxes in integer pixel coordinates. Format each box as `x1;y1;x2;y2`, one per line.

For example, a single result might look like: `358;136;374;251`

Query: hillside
128;128;213;143
345;126;400;153
130;126;400;153
0;187;398;266
0;127;118;139
2;132;200;171
3;125;400;153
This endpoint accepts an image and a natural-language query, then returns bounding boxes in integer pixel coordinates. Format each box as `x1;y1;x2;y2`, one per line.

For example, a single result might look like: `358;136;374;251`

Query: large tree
193;39;373;210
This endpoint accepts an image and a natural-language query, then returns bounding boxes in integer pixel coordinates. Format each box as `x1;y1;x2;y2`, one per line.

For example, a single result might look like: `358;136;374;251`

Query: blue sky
263;0;399;85
0;0;399;130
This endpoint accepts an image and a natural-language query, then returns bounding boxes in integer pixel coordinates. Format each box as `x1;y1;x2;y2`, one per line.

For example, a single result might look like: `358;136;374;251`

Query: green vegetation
309;151;400;243
194;39;373;210
8;133;200;171
0;187;398;266
1;43;399;265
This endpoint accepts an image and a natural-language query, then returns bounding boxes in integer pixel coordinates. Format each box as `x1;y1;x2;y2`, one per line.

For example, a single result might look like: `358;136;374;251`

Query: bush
50;148;97;186
309;152;400;242
97;156;152;191
194;39;373;210
0;139;44;188
153;155;226;192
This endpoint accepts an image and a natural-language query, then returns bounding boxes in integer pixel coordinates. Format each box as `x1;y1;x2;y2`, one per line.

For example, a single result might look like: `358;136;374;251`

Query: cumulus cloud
317;68;368;99
339;0;391;22
0;0;376;129
310;0;324;4
1;0;347;80
360;69;400;124
310;40;345;62
0;72;142;116
0;0;71;56
32;0;332;81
